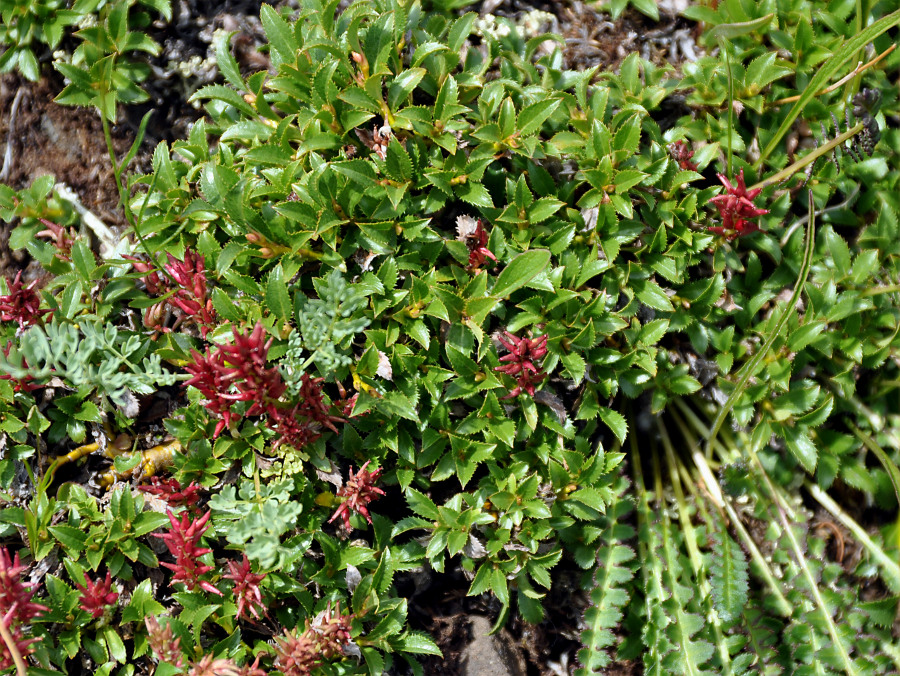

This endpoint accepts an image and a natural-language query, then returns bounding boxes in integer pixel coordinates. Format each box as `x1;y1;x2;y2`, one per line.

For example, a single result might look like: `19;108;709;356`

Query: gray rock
460;615;522;676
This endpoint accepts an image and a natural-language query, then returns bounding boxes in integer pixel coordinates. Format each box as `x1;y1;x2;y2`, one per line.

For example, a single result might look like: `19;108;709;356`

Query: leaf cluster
0;0;899;673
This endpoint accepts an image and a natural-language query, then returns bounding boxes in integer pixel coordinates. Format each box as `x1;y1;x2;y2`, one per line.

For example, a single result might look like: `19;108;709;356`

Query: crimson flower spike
494;331;549;399
708;169;769;240
0;272;51;328
75;571;119;618
154;510;222;596
329;461;386;530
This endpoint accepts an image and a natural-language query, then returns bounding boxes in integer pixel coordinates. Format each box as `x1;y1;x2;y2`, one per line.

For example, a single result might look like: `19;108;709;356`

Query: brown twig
772;44;896;105
813;519;846;563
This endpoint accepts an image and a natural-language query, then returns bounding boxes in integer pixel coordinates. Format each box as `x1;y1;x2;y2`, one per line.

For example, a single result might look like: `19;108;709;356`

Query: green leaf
19;49;40;82
384;139;413;182
189;85;256;117
491;250;551;299
710;13;774;40
49;524;88;552
527;197;564;223
103;626;127;663
405;488;439;521
757;8;900;164
331;159;378;188
597;407;627;444
212;287;241;322
614;169;646;193
633;279;674;312
215;31;244;90
72;240;97;281
394;631;442;656
708;527;749;623
266;264;291;322
388;68;426;111
782;424;817;473
455;182;493;208
260;4;297;63
517;99;562;136
60;281;84;320
612;115;641;154
448;13;477;53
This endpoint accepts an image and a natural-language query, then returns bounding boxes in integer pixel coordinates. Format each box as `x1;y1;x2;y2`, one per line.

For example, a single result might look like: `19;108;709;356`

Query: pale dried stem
0;87;25;183
773;44;896;105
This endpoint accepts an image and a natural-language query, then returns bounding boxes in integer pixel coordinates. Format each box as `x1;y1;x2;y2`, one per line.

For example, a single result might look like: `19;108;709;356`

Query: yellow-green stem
670;408;793;616
847;422;900;509
805;481;900;593
750;122;864;191
743;432;860;675
0;612;27;676
659;421;735;675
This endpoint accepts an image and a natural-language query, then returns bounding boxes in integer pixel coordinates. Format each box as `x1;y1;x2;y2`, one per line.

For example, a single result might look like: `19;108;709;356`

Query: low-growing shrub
0;0;899;673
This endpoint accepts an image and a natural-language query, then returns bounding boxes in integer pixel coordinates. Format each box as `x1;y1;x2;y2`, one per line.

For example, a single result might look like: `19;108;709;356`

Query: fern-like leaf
575;495;635;674
634;482;672;675
708;526;749;623
659;514;715;674
741;602;784;674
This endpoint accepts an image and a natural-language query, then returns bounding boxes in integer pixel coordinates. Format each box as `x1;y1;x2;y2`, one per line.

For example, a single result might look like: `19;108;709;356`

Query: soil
0;73;134;281
0;2;691;674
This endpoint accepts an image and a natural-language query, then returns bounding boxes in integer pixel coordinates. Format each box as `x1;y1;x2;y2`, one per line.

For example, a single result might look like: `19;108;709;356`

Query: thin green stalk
705;193;815;460
847;422;900;511
845;0;870;102
861;284;900;297
659;421;734;675
100;115;136;231
652;442;710;676
750;122;863;192
755;8;900;166
805;481;900;593
670;407;793;617
718;38;734;177
672;398;730;462
100;111;179;288
743;432;860;675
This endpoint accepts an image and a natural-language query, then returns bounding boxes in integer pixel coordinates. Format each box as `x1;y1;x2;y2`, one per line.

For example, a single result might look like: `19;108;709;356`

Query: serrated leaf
455;182;493;208
491;249;551;299
708;527;749;623
388;68;426;111
394;630;442;656
260;4;297;64
331;159;378;188
384;139;413;182
518;98;562;136
49;525;88;552
71;240;96;281
215;31;244;90
783;424;818;473
597;406;627;444
266;264;291;322
612;115;641;155
189;84;256;117
527;197;564;223
405;488;439;521
448;13;477;53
